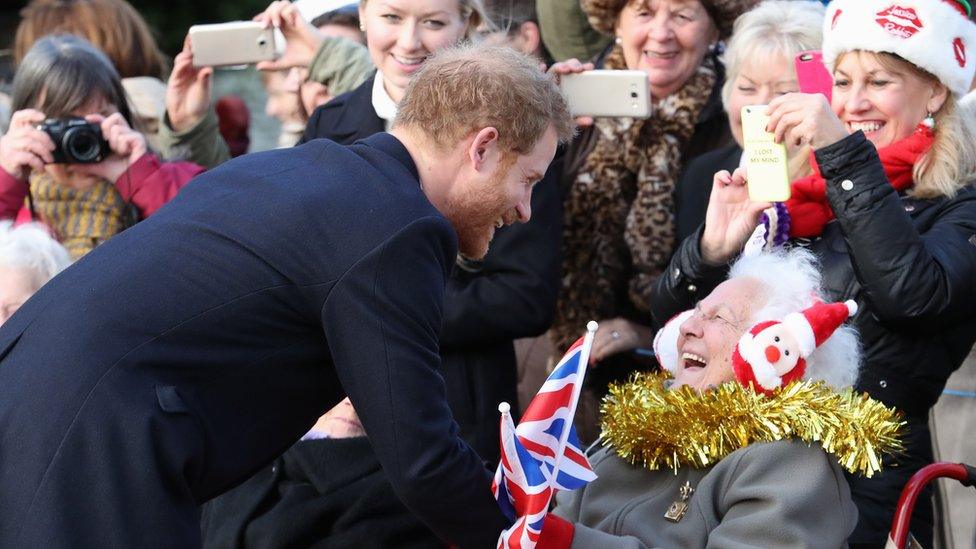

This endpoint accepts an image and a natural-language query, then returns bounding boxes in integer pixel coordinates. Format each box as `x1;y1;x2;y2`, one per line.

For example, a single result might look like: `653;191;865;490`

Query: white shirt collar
371;71;398;131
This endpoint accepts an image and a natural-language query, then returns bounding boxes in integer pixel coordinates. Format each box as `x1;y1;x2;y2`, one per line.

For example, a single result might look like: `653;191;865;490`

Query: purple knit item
759;202;792;249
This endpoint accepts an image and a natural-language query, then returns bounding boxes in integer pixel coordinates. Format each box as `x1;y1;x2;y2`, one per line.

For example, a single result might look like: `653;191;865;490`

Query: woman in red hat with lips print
652;0;976;545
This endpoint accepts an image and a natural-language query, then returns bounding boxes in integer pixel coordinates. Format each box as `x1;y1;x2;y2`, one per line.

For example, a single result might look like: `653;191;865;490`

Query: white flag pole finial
586;321;599;333
498;402;511;415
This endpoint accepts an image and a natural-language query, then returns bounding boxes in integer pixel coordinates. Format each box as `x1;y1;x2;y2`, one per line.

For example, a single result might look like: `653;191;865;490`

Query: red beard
444;166;515;259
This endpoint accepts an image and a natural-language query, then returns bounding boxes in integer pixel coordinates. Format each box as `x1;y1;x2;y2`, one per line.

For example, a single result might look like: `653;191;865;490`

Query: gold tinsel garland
600;372;904;478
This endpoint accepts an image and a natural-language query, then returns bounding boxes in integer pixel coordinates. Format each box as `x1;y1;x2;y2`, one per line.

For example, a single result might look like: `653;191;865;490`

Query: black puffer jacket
652;131;976;545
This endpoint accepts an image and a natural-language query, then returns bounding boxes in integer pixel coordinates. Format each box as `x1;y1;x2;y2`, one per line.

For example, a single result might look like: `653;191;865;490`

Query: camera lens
630;92;638;98
64;126;101;163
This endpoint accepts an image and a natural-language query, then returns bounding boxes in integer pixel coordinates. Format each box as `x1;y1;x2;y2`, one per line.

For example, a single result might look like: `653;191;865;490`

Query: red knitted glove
535;514;575;549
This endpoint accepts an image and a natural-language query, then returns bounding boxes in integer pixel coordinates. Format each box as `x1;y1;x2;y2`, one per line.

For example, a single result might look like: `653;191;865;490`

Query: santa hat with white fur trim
781;300;859;358
823;0;976;96
733;300;858;395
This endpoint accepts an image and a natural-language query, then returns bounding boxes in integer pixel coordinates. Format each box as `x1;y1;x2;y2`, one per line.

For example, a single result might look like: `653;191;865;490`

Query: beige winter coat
553;439;858;548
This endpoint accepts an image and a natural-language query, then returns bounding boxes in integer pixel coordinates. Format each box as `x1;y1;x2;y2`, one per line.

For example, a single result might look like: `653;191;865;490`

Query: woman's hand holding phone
253;0;323;72
548;58;595;127
765;93;847;149
700;167;771;264
166;36;213;133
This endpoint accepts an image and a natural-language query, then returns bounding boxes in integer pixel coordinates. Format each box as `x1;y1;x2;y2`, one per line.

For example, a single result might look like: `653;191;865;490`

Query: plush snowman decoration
733;300;858;395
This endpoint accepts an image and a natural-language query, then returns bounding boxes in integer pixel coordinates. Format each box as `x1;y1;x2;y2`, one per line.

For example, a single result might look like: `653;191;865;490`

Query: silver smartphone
558;70;652;119
189;22;278;67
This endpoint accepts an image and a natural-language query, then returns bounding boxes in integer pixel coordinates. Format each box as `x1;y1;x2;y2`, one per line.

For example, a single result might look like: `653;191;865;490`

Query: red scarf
785;125;934;238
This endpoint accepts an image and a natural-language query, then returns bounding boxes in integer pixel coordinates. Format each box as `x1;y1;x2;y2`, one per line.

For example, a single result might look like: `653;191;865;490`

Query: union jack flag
492;324;599;549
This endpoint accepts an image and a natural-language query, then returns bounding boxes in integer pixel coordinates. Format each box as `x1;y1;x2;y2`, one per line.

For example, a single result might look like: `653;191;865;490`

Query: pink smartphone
795;50;832;103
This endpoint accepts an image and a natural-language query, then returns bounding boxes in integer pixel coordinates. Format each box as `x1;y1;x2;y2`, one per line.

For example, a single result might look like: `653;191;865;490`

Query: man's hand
307;397;365;439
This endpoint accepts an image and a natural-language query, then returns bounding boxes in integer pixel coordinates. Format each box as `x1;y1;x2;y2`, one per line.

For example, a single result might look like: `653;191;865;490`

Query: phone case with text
741;105;791;202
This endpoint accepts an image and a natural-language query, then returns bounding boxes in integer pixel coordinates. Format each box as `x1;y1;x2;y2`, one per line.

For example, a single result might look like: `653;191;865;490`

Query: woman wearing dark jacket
652;1;976;546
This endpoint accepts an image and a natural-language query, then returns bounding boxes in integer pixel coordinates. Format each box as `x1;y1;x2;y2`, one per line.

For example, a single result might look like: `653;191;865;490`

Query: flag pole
546;320;598;489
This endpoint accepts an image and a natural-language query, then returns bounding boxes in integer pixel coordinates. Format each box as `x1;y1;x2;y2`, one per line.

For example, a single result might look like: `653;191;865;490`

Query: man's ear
467;127;500;171
517;21;542;57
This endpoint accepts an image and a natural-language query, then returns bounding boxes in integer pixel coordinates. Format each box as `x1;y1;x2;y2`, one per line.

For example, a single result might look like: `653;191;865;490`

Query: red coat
0;153;203;224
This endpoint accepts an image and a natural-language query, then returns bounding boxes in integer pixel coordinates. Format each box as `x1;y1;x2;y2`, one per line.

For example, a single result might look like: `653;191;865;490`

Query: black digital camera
37;118;109;164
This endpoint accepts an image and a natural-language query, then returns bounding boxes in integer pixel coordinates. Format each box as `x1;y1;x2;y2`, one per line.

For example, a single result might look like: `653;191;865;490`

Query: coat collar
358;132;420;183
329;74;385;144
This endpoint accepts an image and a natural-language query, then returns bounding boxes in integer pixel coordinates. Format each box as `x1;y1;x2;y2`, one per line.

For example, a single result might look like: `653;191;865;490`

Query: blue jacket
0;133;508;548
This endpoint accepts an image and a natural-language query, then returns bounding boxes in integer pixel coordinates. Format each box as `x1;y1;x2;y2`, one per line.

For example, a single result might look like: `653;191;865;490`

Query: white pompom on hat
823;0;976;96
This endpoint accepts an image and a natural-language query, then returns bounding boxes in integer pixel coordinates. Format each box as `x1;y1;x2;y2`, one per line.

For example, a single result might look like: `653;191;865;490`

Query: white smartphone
189;22;278;68
558;70;652;119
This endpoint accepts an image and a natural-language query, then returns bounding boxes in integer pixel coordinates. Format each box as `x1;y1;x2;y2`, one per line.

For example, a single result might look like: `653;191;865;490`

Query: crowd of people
0;0;975;547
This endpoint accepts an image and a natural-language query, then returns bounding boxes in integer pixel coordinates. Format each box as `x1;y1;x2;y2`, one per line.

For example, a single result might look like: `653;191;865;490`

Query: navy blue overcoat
0;133;507;548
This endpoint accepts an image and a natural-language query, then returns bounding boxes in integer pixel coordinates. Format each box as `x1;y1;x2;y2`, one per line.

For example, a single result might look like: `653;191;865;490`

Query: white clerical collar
371;71;398;131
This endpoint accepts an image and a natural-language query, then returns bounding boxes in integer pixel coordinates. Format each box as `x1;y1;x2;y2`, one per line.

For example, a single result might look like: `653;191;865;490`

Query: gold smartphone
741;105;791;202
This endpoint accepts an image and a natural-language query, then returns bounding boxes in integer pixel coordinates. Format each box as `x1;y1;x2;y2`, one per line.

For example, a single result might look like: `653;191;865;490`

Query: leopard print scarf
553;47;717;350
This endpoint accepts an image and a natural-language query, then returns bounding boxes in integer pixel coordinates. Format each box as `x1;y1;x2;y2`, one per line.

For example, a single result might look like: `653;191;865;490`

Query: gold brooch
664;481;695;523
